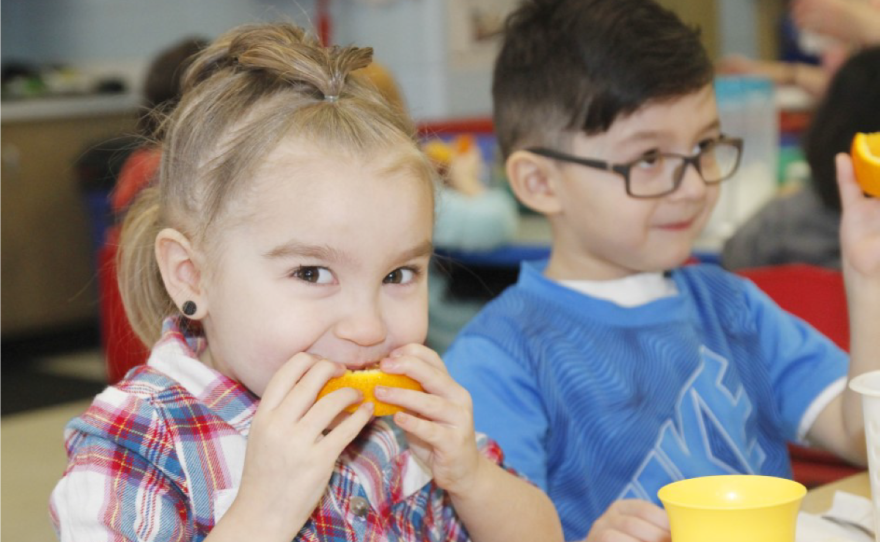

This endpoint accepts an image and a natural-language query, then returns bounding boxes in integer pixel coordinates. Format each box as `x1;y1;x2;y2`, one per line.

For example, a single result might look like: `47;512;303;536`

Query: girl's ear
155;228;206;319
505;150;563;215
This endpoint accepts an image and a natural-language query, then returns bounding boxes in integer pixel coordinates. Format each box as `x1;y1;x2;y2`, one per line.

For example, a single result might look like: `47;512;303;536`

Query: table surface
801;471;871;514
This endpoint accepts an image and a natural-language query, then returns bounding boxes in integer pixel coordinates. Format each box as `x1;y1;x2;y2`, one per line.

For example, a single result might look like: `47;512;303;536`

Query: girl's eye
384;267;418;285
292;266;334;284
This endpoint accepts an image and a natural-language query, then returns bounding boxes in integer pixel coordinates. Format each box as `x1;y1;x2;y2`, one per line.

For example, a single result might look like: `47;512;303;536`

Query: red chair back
736;263;860;487
736;264;849;350
98;227;150;383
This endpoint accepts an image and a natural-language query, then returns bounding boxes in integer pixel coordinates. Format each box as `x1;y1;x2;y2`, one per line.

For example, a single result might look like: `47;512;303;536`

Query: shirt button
350;496;370;518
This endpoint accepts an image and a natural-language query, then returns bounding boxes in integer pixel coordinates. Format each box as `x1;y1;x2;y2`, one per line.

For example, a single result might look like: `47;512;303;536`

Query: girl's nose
334;301;387;347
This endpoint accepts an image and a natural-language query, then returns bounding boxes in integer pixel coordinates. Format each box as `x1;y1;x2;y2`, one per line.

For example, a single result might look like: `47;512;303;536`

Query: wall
1;0;776;121
1;0;316;64
1;0;318;109
332;0;494;120
1;0;491;120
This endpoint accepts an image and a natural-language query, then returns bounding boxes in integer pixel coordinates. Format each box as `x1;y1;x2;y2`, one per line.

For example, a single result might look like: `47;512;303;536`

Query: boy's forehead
605;86;719;141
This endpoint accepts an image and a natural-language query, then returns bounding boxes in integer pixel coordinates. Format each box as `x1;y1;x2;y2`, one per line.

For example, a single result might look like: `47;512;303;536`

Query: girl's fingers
296;386;365;440
317;400;374;453
259;352;325;410
388;343;447;372
379;345;464;401
274;358;346;422
376;385;464;425
392;410;446;448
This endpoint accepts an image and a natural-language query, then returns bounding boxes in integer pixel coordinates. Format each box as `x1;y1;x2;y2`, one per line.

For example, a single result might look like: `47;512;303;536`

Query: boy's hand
224;354;373;542
837;153;880;279
375;343;483;497
583;500;671;542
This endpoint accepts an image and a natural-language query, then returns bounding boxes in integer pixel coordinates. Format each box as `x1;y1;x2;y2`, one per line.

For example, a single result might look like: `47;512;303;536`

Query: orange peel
851;132;880;197
316;369;423;417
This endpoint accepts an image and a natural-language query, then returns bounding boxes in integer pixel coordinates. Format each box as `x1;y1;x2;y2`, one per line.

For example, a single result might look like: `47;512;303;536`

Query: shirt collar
560;271;678;307
149;316;258;435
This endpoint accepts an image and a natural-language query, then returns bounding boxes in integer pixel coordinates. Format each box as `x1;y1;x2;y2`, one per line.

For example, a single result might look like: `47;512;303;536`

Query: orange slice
851;132;880;197
316;369;423;417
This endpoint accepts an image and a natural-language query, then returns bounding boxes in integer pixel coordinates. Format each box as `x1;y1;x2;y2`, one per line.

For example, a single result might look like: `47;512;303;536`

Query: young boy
444;1;880;541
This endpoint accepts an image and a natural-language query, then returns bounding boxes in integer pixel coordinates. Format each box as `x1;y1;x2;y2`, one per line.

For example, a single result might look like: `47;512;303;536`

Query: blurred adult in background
722;45;880;270
719;0;880;100
792;0;880;49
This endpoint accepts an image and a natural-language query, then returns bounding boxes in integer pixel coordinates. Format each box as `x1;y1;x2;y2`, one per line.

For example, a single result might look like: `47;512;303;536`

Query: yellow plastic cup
658;475;806;542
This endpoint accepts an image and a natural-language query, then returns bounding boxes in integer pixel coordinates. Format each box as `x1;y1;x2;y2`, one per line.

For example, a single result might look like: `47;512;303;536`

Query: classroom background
0;1;853;541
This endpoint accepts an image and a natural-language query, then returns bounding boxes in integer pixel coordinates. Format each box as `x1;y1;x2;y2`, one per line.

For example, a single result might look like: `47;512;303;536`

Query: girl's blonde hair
119;22;436;347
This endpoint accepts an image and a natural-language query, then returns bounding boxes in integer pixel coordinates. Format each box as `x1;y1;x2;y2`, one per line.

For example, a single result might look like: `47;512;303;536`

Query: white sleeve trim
797;376;847;443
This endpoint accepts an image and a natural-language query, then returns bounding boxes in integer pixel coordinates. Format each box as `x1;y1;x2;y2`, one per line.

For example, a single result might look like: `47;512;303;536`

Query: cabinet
2;108;137;337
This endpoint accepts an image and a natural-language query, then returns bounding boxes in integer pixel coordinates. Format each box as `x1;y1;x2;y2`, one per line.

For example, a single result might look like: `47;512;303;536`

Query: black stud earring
182;301;197;317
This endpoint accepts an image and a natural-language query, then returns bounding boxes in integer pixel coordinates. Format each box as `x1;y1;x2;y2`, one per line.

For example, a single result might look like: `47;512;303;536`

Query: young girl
50;23;563;542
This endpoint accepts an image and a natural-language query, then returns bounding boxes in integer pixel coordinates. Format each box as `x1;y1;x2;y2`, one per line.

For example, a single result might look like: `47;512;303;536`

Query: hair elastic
324;94;339;103
182;300;197;317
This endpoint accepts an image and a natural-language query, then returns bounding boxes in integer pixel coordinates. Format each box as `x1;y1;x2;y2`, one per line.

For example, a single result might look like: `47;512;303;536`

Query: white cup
850;370;880;541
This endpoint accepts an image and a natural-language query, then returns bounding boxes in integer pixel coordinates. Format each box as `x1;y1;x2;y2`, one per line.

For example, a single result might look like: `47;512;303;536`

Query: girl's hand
375;343;483;497
583;500;671;542
223;354;374;541
837;153;880;279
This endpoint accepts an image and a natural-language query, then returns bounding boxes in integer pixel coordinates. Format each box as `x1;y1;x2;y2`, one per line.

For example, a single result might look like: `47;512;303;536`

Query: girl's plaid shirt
49;318;509;542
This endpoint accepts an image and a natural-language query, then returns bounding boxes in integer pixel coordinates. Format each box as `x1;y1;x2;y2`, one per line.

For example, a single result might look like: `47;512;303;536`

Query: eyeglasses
527;135;744;198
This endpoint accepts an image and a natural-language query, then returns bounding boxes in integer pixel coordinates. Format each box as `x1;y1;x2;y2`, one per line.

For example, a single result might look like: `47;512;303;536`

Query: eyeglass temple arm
526;147;613;171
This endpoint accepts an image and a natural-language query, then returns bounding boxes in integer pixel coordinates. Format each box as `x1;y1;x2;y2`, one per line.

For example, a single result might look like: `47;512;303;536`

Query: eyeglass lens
630;141;740;197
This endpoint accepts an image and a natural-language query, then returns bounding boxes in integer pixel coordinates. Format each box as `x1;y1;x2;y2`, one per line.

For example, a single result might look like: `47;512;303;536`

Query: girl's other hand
583;500;671;542
376;343;483;497
223;353;373;541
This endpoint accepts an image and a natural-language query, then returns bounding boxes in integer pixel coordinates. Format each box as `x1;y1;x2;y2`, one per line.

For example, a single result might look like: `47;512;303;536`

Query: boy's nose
671;161;709;200
334;300;387;347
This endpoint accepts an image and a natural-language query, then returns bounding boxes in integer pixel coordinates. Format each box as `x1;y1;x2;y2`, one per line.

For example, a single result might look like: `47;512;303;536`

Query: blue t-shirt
445;261;847;541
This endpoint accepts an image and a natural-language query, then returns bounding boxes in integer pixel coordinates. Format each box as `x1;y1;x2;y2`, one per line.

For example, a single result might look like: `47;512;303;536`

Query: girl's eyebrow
264;240;434;262
399;240;435;262
264;242;347;262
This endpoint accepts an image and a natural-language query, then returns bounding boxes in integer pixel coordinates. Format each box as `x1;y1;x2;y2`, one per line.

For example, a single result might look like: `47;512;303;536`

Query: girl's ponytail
182;23;374;103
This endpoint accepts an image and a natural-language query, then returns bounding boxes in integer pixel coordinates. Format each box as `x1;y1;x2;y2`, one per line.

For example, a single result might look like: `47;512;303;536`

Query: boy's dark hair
493;0;714;158
803;45;880;213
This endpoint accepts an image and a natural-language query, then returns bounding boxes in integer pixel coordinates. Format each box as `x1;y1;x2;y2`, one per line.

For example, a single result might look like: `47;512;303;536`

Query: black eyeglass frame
526;135;744;198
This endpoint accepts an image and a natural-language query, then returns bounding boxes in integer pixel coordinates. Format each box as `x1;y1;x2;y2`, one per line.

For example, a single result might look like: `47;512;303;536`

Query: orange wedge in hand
317;369;423;417
851;132;880;197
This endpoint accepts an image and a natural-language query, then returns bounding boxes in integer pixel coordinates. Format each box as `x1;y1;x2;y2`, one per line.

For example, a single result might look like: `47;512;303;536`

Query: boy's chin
650;245;697;270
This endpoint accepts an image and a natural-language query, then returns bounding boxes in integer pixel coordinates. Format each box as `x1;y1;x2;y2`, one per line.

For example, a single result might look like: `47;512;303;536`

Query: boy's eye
635;153;663;169
384;267;417;285
292;266;334;284
695;137;719;153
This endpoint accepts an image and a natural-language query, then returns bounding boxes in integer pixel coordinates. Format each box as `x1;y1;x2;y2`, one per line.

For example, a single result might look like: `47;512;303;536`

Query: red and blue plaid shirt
50;318;508;542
